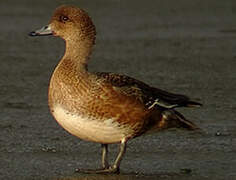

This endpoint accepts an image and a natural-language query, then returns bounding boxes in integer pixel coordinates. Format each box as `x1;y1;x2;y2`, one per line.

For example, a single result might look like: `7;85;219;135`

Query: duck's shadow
52;171;190;180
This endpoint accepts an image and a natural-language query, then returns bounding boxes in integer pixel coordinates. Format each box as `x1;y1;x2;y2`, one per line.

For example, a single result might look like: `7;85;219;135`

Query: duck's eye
60;15;69;22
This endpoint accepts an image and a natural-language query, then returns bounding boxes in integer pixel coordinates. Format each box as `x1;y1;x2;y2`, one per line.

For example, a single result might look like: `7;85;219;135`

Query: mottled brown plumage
30;5;202;174
96;72;202;109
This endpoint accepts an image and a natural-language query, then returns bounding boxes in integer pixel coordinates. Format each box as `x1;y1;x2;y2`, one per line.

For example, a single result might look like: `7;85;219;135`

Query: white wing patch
147;98;178;109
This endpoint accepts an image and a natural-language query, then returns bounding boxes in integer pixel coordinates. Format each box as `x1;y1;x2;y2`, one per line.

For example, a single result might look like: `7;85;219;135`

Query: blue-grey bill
29;25;53;36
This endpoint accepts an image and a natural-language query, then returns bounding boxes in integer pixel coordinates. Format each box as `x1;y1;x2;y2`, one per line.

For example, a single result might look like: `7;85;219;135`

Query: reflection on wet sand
53;174;144;180
52;172;187;180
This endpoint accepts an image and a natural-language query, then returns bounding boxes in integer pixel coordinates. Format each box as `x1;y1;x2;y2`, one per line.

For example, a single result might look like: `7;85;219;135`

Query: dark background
1;0;236;179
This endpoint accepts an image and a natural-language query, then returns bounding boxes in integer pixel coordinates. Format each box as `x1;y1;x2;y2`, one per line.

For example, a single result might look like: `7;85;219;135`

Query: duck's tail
185;100;202;108
161;109;200;130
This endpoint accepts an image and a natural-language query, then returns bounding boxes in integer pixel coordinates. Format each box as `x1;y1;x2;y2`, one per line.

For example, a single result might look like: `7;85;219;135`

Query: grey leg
111;139;127;172
75;139;127;174
101;144;109;169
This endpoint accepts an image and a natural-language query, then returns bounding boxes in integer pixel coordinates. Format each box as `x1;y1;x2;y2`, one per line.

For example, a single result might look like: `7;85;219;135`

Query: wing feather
95;72;202;109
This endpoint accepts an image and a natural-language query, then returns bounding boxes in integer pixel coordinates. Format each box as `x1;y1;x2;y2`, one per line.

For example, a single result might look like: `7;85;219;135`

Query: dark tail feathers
162;110;200;130
186;100;202;108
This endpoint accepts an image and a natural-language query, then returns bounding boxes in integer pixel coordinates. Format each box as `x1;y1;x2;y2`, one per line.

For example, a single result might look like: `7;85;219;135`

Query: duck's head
29;5;96;44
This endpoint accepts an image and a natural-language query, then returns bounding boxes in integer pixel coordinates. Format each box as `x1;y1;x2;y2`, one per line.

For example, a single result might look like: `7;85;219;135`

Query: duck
29;5;202;174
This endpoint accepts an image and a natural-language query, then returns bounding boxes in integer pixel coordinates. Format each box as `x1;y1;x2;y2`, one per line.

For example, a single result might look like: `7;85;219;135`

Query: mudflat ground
1;0;236;179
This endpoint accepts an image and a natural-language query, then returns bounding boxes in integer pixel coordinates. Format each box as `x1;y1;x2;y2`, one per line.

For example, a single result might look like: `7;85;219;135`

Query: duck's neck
62;38;94;72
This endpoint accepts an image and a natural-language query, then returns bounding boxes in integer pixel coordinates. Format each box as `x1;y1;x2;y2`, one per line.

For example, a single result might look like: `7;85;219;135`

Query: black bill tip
28;25;53;37
28;31;37;36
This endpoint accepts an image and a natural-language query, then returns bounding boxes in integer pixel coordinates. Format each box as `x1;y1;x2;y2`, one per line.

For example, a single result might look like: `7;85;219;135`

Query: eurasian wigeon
29;5;202;174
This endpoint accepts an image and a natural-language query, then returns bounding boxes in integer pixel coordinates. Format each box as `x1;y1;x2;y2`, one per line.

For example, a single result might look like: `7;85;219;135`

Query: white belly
51;105;132;143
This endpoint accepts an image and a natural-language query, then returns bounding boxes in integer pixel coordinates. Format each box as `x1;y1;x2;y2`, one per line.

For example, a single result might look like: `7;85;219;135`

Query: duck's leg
75;144;109;173
101;144;109;169
109;139;127;173
75;139;127;174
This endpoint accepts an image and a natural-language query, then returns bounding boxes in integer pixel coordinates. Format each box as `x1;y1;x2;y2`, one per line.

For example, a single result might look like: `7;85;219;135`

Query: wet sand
1;0;236;179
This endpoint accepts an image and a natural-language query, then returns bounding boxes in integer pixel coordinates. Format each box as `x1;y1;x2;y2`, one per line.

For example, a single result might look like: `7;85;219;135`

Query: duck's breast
51;104;133;144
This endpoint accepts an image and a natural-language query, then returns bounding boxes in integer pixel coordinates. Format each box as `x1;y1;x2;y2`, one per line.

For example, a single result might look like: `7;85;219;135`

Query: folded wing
96;72;202;110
